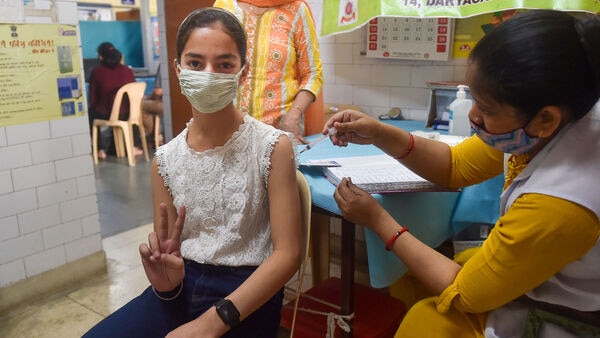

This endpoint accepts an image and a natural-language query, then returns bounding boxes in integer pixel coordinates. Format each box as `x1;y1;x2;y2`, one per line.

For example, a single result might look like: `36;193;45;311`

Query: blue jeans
83;260;283;338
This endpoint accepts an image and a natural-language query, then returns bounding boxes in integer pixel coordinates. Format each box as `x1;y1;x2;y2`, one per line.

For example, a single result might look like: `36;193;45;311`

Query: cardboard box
425;81;472;128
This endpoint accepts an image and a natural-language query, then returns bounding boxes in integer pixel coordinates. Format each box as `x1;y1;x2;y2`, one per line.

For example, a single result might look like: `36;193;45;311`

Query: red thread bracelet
385;228;409;251
395;133;414;160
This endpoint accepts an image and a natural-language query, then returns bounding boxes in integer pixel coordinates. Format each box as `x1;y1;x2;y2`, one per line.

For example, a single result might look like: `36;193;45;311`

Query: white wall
0;0;102;290
318;27;467;121
305;0;466;120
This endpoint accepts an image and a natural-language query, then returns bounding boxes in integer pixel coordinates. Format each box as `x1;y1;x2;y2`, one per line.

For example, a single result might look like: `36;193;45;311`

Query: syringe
298;127;337;154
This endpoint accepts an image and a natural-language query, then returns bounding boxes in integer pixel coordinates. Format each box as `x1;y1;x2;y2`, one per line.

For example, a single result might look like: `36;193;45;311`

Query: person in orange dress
213;0;323;143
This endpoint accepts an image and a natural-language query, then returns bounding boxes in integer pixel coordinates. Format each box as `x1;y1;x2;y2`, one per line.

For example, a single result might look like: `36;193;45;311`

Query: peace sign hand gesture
139;203;186;292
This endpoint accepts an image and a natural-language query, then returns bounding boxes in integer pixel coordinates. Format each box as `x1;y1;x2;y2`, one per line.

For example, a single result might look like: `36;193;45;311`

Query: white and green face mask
178;65;244;114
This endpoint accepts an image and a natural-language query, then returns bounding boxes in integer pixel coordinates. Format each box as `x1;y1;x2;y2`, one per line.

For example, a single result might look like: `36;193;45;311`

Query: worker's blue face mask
178;65;244;114
470;120;540;155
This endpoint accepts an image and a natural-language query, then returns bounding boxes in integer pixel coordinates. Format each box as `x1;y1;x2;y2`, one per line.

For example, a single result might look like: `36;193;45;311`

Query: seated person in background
88;42;143;159
326;10;600;338
83;8;301;338
213;0;323;144
142;65;164;148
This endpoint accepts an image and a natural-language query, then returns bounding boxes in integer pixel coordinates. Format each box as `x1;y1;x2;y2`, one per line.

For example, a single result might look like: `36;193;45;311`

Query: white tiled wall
0;0;101;288
318;27;468;121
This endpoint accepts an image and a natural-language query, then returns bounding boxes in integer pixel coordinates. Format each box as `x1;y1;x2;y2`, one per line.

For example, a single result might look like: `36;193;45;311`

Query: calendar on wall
366;17;454;61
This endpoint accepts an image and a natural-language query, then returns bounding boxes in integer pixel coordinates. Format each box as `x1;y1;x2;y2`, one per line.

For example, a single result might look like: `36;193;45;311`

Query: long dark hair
99;48;122;69
468;10;600;122
176;7;247;66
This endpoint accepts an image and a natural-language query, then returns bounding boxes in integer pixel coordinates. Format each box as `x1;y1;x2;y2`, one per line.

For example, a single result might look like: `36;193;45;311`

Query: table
297;120;503;337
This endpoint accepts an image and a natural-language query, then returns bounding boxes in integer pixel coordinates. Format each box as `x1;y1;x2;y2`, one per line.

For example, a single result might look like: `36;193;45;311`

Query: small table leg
310;211;331;285
311;207;356;337
341;218;355;338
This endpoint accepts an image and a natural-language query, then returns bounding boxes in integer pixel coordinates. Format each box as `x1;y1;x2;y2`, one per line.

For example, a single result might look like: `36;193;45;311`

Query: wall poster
0;23;85;127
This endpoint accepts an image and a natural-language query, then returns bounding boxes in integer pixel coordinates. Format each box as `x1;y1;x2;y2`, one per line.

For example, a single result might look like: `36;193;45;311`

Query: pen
298;127;337;154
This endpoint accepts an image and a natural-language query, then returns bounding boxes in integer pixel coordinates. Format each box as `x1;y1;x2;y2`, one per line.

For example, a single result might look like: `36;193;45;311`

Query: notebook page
323;154;438;193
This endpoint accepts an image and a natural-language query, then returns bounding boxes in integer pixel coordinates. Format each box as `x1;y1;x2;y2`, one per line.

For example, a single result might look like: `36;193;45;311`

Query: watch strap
214;298;240;327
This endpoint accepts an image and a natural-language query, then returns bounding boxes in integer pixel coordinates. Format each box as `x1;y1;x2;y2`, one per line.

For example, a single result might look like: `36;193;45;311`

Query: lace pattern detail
155;115;287;266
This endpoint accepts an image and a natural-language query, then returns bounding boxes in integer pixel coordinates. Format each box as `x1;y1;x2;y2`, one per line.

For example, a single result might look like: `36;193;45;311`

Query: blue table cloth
297;120;503;288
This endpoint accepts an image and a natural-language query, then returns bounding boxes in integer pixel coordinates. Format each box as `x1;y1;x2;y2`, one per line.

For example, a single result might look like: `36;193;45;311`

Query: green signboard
321;0;600;36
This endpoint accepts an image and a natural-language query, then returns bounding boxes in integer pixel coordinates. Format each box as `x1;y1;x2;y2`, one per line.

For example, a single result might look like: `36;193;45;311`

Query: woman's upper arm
88;76;96;106
448;135;504;188
443;194;599;313
150;156;175;233
266;135;302;255
293;3;322;93
127;68;135;82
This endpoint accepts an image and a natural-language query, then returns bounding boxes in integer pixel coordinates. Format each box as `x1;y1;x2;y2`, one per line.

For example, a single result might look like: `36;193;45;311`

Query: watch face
215;299;240;327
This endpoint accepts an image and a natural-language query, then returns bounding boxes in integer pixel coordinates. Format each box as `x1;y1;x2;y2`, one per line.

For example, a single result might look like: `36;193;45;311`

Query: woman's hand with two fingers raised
139;203;186;292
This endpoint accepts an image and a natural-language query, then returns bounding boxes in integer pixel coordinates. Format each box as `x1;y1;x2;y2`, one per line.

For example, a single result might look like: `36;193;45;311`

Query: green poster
321;0;600;36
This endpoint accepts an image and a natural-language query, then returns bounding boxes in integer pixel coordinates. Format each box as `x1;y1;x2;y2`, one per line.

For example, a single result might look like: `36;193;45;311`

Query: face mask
470;120;540;155
178;66;244;114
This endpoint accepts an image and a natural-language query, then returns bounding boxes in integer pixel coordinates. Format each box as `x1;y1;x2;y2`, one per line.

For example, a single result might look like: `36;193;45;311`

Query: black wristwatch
214;298;240;327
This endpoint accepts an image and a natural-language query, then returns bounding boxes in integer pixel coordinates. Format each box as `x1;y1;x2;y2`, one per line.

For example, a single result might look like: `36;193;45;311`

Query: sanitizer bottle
448;85;473;137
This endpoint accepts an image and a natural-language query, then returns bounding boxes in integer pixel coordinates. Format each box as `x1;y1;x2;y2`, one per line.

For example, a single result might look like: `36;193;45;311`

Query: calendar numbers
366;17;453;61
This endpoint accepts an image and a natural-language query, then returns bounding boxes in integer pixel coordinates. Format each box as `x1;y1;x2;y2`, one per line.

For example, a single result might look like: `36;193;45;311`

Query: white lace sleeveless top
155;114;287;266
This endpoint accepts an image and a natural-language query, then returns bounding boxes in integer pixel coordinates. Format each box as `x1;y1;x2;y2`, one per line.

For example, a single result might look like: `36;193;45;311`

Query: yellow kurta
395;136;600;337
213;0;323;129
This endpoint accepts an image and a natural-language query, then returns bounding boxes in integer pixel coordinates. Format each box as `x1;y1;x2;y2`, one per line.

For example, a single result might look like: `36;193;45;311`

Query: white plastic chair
283;170;313;337
92;82;149;166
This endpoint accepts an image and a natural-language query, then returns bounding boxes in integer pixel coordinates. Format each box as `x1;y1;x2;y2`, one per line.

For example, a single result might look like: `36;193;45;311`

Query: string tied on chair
288;305;355;338
283;284;356;337
288;289;356;338
326;311;355;337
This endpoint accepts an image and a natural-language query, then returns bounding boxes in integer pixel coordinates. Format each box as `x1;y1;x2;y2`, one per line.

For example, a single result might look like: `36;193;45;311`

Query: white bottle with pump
448;85;473;137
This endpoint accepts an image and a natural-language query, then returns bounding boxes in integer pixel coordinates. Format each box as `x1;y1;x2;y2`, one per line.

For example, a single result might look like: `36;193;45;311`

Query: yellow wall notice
0;23;85;127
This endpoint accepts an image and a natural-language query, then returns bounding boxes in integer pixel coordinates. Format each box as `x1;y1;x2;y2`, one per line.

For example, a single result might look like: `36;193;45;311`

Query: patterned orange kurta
213;0;323;129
